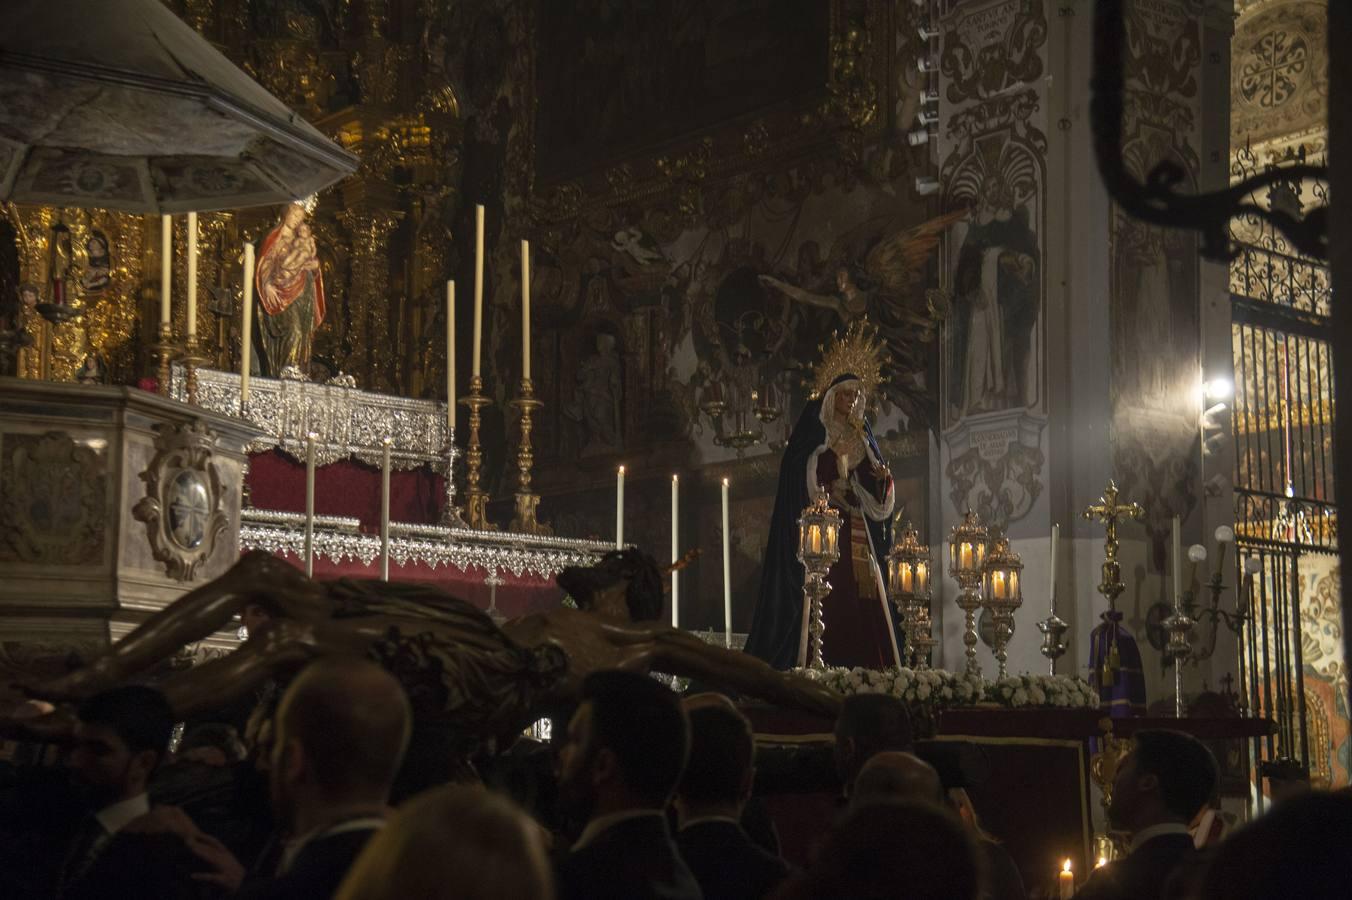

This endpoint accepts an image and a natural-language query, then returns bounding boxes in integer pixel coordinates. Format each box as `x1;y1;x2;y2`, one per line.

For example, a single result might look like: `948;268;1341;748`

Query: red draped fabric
247;450;446;528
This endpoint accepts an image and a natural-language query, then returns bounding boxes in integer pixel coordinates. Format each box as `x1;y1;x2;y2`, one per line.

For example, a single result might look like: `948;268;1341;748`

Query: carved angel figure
758;209;966;429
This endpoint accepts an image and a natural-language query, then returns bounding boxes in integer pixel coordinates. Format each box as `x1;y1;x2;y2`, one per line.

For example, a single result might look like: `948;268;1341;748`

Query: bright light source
1203;378;1233;400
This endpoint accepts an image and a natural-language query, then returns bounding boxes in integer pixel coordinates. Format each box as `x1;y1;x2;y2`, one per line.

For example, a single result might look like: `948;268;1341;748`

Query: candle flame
1096;856;1108;869
1062;859;1072;874
618;465;625;474
722;477;730;486
672;474;678;482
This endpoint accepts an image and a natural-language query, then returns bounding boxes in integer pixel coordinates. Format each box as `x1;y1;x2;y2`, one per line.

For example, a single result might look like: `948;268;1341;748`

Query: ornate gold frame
133;420;229;582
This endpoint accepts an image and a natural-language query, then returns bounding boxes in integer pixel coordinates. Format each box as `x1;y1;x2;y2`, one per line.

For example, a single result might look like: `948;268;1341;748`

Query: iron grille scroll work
1090;0;1328;261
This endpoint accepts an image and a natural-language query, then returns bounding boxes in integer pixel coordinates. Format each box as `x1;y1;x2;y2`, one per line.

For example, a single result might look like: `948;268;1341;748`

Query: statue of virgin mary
745;322;903;670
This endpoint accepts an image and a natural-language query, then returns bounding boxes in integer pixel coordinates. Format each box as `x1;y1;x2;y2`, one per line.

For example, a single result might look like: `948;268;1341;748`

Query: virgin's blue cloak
743;373;897;670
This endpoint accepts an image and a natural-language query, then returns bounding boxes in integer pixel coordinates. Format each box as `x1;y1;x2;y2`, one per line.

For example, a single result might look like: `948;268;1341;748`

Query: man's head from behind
1108;729;1218;834
850;752;944;811
70;685;174;808
270;658;412;828
558;670;689;821
834;693;914;792
675;703;756;822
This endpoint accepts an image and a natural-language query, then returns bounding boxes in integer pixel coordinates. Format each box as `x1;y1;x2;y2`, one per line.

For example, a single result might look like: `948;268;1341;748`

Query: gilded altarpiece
937;0;1049;530
1108;0;1205;571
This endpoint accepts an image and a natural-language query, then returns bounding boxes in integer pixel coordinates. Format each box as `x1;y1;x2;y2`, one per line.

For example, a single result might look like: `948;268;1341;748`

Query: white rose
917;684;932;700
1012;689;1029;706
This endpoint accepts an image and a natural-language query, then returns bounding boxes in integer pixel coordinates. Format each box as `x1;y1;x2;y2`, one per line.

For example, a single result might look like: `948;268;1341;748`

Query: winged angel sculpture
759;210;965;430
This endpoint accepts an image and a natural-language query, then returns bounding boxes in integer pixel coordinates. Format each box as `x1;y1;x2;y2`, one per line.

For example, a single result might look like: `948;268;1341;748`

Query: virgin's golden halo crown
809;317;889;400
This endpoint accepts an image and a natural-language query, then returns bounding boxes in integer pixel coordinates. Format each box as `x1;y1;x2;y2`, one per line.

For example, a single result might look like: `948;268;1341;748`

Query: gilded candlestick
154;322;178;397
509;378;550;534
177;333;210;406
459;374;497;530
949;510;990;678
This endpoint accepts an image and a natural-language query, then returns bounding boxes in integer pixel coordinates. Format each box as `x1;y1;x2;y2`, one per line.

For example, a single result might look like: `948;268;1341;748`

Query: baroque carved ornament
133;421;229;583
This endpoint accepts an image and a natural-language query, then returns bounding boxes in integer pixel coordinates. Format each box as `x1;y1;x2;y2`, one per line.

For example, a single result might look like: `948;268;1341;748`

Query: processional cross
1082;479;1144;613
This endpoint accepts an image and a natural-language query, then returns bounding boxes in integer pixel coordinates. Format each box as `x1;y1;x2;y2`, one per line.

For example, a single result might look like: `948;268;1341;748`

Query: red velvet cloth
814;448;893;669
270;550;561;618
248;450;446;529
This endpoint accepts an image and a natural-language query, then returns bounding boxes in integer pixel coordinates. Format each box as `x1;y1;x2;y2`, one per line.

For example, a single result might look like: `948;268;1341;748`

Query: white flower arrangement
794;666;1098;714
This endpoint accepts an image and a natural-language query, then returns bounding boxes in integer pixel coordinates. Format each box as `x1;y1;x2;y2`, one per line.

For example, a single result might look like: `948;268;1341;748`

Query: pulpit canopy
0;0;358;213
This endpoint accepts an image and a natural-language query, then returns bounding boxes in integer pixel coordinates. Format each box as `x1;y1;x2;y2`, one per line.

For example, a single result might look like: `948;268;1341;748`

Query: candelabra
459;374;496;530
178;334;210;406
796;491;842;669
1162;607;1196;717
949;509;990;677
698;363;782;459
153;322;178;397
888;522;933;667
982;533;1024;679
1037;612;1070;675
438;436;469;528
508;378;550;534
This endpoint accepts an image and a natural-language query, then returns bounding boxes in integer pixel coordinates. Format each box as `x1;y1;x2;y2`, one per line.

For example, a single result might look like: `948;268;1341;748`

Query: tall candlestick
186;212;198;338
722;477;732;648
380;437;392;581
1058;860;1074;900
671;474;680;628
446;280;456;430
159;215;172;325
1171;515;1182;610
240;242;255;406
304;432;317;578
616;465;625;548
1050;522;1059;614
472;204;484;378
521;239;531;380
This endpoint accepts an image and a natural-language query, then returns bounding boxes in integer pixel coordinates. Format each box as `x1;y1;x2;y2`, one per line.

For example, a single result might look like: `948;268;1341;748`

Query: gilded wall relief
0;431;107;566
936;0;1049;527
1232;0;1327;150
1109;0;1205;558
132;421;229;582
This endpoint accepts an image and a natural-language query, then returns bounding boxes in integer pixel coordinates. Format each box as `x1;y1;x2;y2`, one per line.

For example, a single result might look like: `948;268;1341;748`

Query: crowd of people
2;658;1350;900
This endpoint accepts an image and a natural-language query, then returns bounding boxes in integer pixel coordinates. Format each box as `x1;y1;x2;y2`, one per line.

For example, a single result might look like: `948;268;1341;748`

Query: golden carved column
336;209;403;390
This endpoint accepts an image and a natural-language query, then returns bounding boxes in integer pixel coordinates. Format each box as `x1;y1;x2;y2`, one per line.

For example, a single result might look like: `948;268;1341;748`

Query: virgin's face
833;387;859;418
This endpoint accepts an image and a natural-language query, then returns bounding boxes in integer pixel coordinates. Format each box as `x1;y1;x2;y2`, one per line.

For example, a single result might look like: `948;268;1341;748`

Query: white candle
521;239;531;381
616;465;625;548
1058;860;1074;900
304;432;317;578
446;280;456;429
380;437;392;581
671;474;679;628
186;212;198;338
1049;522;1059;614
240;242;255;406
1172;515;1182;610
472;204;484;378
159;215;172;326
722;477;732;648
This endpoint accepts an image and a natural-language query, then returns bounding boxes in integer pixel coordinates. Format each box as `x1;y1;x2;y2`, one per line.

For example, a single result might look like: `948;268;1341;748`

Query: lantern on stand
888;522;933;668
981;533;1024;679
949;510;989;677
796;490;842;669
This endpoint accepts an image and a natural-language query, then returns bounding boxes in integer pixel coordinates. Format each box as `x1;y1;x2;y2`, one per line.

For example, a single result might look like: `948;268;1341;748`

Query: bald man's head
851;752;944;810
273;658;412;803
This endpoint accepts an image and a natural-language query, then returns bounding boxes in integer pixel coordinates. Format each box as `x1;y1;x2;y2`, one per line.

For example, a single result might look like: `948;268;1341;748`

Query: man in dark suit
675;701;788;900
1075;729;1218;900
188;657;412;900
554;670;701;900
44;685;202;900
